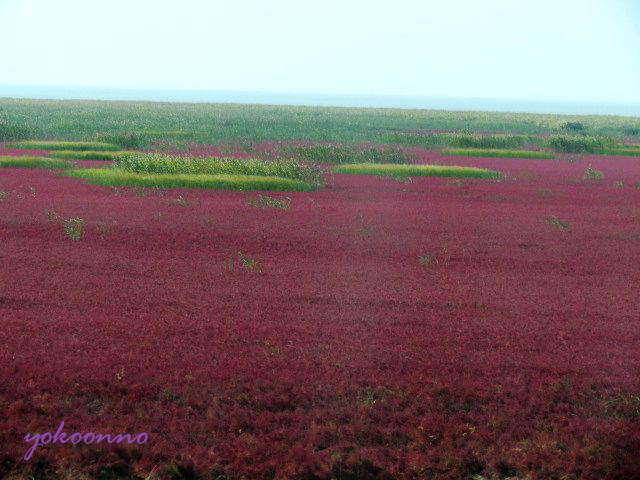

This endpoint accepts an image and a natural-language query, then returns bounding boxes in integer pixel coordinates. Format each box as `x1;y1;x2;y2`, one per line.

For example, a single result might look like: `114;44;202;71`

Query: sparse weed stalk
0;191;8;202
613;181;625;189
45;209;61;222
546;215;571;231
237;252;258;271
583;165;604;180
64;217;85;240
419;255;434;267
28;185;36;197
248;194;291;210
96;218;117;234
171;195;190;207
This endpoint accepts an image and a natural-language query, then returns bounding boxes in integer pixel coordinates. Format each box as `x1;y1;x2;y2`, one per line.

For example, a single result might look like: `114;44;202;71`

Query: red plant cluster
1;146;639;479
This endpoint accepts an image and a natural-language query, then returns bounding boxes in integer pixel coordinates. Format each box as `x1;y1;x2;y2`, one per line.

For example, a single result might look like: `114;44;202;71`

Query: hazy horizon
2;84;640;117
1;0;639;109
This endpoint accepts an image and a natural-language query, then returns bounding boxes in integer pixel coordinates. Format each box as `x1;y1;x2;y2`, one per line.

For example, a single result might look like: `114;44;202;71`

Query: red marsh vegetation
1;148;639;479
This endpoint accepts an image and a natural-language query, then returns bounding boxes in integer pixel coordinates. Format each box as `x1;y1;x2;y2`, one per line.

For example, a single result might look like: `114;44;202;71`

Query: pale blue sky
1;0;639;103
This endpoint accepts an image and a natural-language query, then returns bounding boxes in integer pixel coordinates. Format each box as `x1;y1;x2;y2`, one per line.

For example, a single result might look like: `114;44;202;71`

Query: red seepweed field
1;145;640;479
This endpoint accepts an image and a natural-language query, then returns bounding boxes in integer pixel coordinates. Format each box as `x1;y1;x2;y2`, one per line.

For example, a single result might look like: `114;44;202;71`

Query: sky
1;0;639;104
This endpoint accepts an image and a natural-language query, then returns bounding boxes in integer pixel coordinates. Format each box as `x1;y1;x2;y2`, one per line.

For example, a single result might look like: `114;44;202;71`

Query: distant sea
1;85;639;117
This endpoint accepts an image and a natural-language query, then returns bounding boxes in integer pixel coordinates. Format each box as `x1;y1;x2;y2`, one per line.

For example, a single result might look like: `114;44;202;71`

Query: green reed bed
49;150;131;161
116;153;322;185
384;133;536;150
600;147;640;157
0;156;73;169
64;169;314;191
10;141;120;151
333;163;501;179
444;148;556;159
281;145;415;164
544;135;618;153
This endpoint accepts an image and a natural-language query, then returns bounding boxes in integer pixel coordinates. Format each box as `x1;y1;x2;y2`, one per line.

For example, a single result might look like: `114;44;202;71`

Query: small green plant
546;215;571;230
419;255;434;267
613;180;625;189
583;165;604;180
364;388;379;406
0;191;8;202
64;217;85;240
237;252;258;271
248;194;291;210
171;195;190;207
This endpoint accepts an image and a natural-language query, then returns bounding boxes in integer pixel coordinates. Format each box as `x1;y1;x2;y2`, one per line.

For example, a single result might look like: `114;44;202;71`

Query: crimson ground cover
1;147;639;479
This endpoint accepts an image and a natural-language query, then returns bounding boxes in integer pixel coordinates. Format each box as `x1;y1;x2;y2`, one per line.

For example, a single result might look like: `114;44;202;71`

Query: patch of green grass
63;168;315;191
116;153;322;186
63;217;85;240
546;135;618;153
11;140;119;151
600;147;640;156
443;148;556;159
49;150;131;161
384;133;535;149
281;145;415;164
546;215;571;230
333;163;501;179
0;156;73;169
583;165;604;180
248;194;292;210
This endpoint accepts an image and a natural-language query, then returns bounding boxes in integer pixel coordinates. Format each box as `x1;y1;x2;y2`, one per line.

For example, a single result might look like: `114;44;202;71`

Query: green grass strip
49;150;130;161
443;148;556;159
11;141;120;151
0;156;73;169
600;148;640;157
63;168;315;191
333;163;501;179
